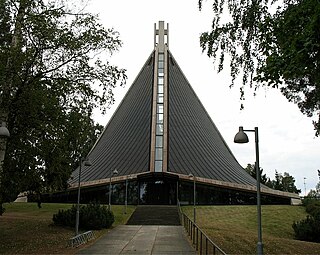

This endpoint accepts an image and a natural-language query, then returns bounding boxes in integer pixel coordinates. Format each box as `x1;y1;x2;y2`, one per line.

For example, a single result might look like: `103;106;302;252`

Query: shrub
52;202;114;230
292;216;320;242
292;199;320;243
306;200;320;220
53;205;77;227
81;203;114;229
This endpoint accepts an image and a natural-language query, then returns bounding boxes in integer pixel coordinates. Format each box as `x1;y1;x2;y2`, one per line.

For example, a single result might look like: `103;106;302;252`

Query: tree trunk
0;0;28;214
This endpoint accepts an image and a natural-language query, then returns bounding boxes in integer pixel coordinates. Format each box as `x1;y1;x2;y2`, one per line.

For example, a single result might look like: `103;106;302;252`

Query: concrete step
126;205;180;225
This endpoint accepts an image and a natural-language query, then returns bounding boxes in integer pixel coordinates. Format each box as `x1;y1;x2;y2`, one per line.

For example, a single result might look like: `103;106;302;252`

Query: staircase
126;205;180;225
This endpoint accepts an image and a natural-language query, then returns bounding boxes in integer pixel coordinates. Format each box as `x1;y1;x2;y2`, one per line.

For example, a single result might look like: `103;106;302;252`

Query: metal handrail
177;201;227;255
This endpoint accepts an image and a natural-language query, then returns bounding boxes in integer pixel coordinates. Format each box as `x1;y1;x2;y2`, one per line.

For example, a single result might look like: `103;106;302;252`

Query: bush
292;216;320;242
53;205;77;227
292;199;320;243
306;200;320;220
52;202;114;230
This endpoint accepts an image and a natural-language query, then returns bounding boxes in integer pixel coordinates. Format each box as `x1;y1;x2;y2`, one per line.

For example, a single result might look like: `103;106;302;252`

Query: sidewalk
77;225;196;255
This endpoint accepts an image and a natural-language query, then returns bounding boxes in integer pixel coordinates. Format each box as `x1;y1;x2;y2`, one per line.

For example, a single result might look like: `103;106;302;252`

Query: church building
59;21;299;205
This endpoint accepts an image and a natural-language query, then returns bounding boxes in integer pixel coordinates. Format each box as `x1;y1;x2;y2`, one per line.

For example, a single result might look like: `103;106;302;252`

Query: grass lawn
183;205;320;254
0;202;135;254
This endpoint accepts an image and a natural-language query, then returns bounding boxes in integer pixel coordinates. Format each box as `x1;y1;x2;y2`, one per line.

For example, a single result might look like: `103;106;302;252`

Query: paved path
77;225;196;255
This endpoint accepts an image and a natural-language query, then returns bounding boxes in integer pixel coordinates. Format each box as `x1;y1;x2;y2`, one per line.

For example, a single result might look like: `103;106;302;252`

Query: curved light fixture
0;122;10;138
234;126;249;143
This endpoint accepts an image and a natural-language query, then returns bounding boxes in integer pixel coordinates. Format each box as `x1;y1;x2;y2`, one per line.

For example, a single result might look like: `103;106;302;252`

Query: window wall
154;53;164;172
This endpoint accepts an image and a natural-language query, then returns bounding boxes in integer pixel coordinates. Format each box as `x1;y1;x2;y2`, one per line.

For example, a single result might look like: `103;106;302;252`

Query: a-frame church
51;21;299;205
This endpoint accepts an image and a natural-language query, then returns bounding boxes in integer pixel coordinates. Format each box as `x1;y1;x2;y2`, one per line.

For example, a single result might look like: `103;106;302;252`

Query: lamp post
189;173;196;223
75;157;92;236
234;126;263;255
108;169;118;210
124;175;128;214
0;122;10;215
0;121;10;169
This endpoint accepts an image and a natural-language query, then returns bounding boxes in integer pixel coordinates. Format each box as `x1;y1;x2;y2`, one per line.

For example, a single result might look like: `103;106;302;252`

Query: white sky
86;0;320;195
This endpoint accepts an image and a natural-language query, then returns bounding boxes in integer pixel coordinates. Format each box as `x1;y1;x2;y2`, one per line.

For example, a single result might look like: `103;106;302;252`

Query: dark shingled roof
70;54;154;185
69;50;257;187
167;52;256;186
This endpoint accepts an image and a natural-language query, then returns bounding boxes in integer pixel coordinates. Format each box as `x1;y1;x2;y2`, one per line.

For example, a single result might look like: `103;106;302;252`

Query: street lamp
124;175;133;214
234;126;263;255
75;157;92;236
108;169;118;210
189;173;196;223
0;122;10;138
0;121;10;164
0;122;10;215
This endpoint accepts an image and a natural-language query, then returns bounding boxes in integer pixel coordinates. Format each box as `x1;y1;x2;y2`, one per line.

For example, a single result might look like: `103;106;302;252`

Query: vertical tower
150;21;169;172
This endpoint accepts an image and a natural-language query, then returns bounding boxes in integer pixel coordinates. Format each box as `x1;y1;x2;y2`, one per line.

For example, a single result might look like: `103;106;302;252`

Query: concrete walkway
77;225;196;255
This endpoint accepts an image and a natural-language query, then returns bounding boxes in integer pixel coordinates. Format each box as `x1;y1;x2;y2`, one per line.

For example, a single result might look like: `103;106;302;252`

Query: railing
68;230;95;247
178;201;227;255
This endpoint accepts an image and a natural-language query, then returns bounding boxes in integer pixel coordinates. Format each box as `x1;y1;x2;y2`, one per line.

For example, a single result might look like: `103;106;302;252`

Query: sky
86;0;320;195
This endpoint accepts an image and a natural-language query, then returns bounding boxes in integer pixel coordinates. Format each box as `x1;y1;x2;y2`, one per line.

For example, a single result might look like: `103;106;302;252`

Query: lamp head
84;158;92;166
188;173;194;178
0;122;10;138
113;169;118;175
234;126;249;143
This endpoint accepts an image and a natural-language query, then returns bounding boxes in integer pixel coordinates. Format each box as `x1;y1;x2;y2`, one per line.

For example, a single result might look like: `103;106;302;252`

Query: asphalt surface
77;225;196;255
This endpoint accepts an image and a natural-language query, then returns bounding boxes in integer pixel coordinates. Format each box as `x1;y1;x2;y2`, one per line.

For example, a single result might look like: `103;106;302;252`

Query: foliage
293;200;320;242
244;163;270;184
245;164;300;193
198;0;320;135
53;202;114;230
307;181;320;199
264;170;301;193
305;200;320;220
0;0;126;212
292;216;320;242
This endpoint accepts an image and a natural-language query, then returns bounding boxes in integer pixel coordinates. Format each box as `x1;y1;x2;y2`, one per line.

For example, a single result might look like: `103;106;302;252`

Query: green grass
0;203;135;254
183;205;320;254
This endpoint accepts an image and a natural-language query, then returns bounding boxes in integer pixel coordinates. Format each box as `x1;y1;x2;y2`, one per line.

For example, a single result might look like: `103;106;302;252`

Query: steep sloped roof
69;49;257;187
167;52;257;186
69;53;154;185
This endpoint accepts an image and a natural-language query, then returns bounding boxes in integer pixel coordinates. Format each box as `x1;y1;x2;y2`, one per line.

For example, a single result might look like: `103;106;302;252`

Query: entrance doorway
138;172;178;205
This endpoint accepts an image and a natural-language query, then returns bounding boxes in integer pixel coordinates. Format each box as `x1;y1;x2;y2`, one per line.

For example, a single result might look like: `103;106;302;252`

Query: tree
198;0;320;135
0;0;126;214
307;182;320;198
244;163;270;184
268;170;301;194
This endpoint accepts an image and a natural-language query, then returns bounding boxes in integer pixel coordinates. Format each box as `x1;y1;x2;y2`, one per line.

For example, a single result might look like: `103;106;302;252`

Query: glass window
158;68;164;76
158;84;164;94
158;54;164;61
156;113;163;124
158;61;164;68
155;161;162;172
157;104;163;114
156;136;163;147
157;94;164;103
158;77;164;84
156;124;163;135
155;148;163;160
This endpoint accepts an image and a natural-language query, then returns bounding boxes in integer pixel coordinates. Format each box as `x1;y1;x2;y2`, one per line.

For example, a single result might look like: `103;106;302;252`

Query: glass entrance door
139;178;176;205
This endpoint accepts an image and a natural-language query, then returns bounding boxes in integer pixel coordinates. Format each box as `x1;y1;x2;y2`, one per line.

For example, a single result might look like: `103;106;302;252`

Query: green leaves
199;0;320;135
0;0;127;203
